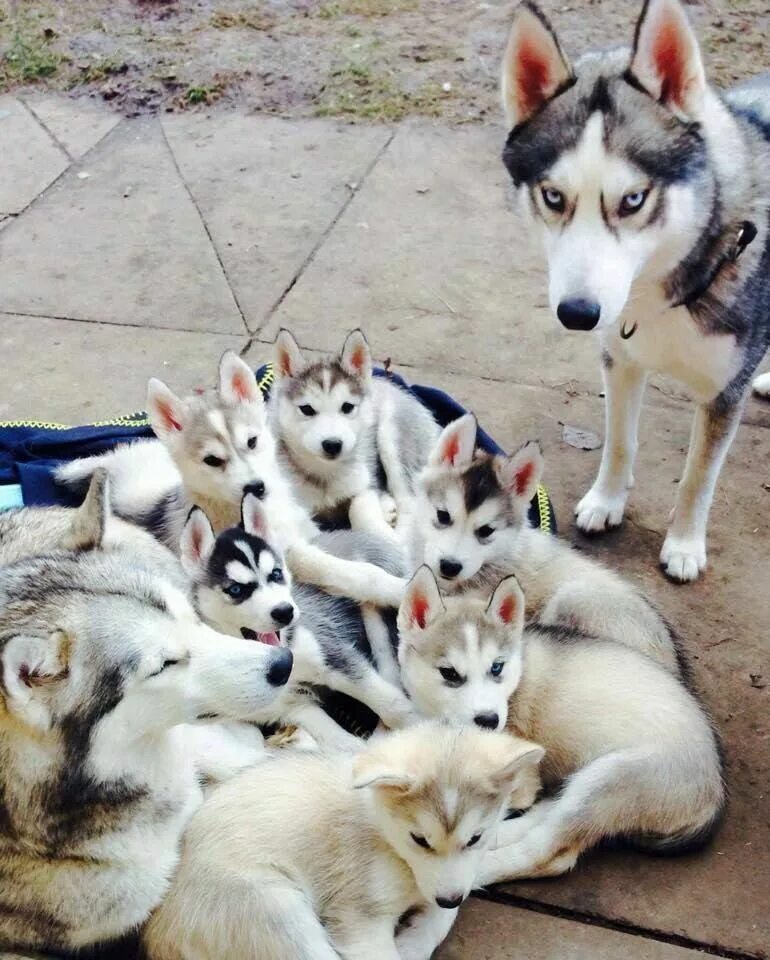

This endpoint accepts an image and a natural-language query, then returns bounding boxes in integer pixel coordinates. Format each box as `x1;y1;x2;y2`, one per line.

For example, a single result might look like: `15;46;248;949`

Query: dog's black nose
321;438;343;458
557;298;601;331
474;712;500;730
266;647;293;687
436;895;464;910
244;480;266;500
271;603;295;627
439;558;463;579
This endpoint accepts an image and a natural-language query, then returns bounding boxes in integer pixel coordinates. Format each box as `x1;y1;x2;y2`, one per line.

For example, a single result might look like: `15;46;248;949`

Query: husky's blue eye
466;833;482;848
439;666;464;687
490;661;505;678
541;186;565;212
224;582;244;598
619;189;649;216
203;454;225;468
247;435;257;450
436;509;452;527
340;402;355;415
268;567;284;584
410;832;433;851
476;524;495;541
299;404;317;417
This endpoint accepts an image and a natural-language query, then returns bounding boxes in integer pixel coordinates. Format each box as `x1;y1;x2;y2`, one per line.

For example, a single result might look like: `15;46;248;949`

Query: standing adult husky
500;0;770;582
271;329;440;536
0;537;293;952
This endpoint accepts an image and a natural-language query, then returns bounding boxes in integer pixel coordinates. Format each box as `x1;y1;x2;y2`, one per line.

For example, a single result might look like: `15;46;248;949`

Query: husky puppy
410;415;679;673
143;722;544;960
180;493;417;746
499;0;770;582
0;537;293;952
271;328;440;536
397;568;724;881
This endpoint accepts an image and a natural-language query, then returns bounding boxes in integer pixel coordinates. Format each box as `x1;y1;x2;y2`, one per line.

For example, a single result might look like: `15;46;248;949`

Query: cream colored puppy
143;723;543;960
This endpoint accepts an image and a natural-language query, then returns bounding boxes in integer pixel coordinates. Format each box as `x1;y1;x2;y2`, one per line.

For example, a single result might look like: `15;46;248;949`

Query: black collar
675;219;758;309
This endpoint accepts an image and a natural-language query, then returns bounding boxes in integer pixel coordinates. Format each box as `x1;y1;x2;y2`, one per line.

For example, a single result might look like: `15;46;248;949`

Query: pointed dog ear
352;748;417;793
339;329;373;382
218;351;262;407
486;576;525;631
398;565;446;637
429;414;477;469
495;441;543;508
1;631;71;731
273;329;306;380
485;736;545;798
628;0;706;117
501;1;573;128
68;469;110;551
180;508;215;577
241;492;269;541
147;378;189;441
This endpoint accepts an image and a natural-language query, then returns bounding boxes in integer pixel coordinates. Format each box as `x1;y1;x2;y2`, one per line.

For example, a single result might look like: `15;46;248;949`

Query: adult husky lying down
398;569;725;880
410;415;680;673
144;723;544;960
0;517;292;952
56;351;408;609
500;0;770;582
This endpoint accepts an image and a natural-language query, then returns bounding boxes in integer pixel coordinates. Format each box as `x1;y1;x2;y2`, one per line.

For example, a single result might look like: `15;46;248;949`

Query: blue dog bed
0;363;555;533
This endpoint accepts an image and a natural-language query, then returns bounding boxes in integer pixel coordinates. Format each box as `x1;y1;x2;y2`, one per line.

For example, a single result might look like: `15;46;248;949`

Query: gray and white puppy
398;568;725;881
271;328;440;537
500;0;770;582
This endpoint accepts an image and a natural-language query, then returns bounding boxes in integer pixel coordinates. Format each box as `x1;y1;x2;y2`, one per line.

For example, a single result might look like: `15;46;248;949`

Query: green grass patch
0;23;62;87
315;62;451;122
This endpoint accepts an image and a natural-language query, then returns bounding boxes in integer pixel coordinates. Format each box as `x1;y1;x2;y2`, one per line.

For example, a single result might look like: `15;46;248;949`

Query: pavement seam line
17;96;74;163
159;118;250;336
255;127;398;335
473;890;762;960
0;309;246;340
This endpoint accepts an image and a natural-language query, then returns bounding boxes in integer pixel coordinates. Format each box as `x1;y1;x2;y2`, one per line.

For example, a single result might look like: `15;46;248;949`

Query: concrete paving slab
0;315;245;423
263;122;601;392
23;94;121;159
0;119;243;333
162;113;392;331
0;95;69;215
392;362;769;958
438;898;707;959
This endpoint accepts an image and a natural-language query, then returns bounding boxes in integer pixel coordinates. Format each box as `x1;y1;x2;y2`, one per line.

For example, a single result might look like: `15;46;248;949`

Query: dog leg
325;663;418;730
753;372;770;397
287;700;364;752
361;605;401;686
660;395;744;583
350;488;402;545
336;921;403;960
287;540;407;607
396;904;459;960
576;350;647;533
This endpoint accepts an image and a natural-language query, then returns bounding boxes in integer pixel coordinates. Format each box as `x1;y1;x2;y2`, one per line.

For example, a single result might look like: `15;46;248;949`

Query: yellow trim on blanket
536;483;552;533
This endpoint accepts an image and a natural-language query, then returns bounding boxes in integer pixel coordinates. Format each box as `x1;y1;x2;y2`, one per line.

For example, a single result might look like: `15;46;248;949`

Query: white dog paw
660;535;706;583
379;492;398;528
752;372;770;397
575;488;626;533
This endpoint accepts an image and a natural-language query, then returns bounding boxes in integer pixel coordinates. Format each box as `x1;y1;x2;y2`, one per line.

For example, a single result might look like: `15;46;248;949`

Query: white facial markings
234;539;257;571
225;560;257;584
258;549;277;577
207;409;229;441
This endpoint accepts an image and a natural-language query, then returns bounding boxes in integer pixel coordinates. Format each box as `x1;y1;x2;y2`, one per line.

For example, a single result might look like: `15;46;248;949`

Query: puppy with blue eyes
408;414;681;673
270;328;440;539
181;491;420;750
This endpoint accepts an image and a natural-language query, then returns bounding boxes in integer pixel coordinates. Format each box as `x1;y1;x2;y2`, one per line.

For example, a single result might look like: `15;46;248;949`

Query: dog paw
575;488;626;533
752;372;770;397
379;492;398;528
660;535;706;583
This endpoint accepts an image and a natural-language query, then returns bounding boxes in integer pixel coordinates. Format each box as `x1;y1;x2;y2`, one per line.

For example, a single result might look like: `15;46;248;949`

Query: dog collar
674;218;758;310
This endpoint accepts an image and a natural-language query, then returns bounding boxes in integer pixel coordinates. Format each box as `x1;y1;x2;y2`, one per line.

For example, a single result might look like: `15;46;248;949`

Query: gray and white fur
500;0;770;581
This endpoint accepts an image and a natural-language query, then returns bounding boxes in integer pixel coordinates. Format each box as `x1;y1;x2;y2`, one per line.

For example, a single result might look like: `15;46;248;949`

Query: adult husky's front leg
661;395;744;583
576;349;647;533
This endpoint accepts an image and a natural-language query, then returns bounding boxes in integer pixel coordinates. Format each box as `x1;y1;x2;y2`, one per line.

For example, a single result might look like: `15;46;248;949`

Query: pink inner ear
514;459;535;498
653;16;686;104
442;432;461;466
278;350;294;378
350;344;367;373
189;522;204;561
498;594;517;624
411;592;430;629
517;37;553;117
231;370;254;402
159;400;182;433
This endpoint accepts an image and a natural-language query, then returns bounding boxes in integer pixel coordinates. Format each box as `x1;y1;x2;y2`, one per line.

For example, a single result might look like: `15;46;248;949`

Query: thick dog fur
0;504;294;952
271;329;440;537
410;415;680;673
397;570;725;881
143;723;544;960
500;0;770;582
180;494;416;747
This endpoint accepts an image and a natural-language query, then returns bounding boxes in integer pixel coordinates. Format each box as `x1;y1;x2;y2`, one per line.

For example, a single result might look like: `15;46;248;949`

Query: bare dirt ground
1;0;769;121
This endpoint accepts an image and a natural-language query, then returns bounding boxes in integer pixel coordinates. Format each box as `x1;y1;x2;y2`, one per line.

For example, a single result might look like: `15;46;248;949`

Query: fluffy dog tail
629;803;726;857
